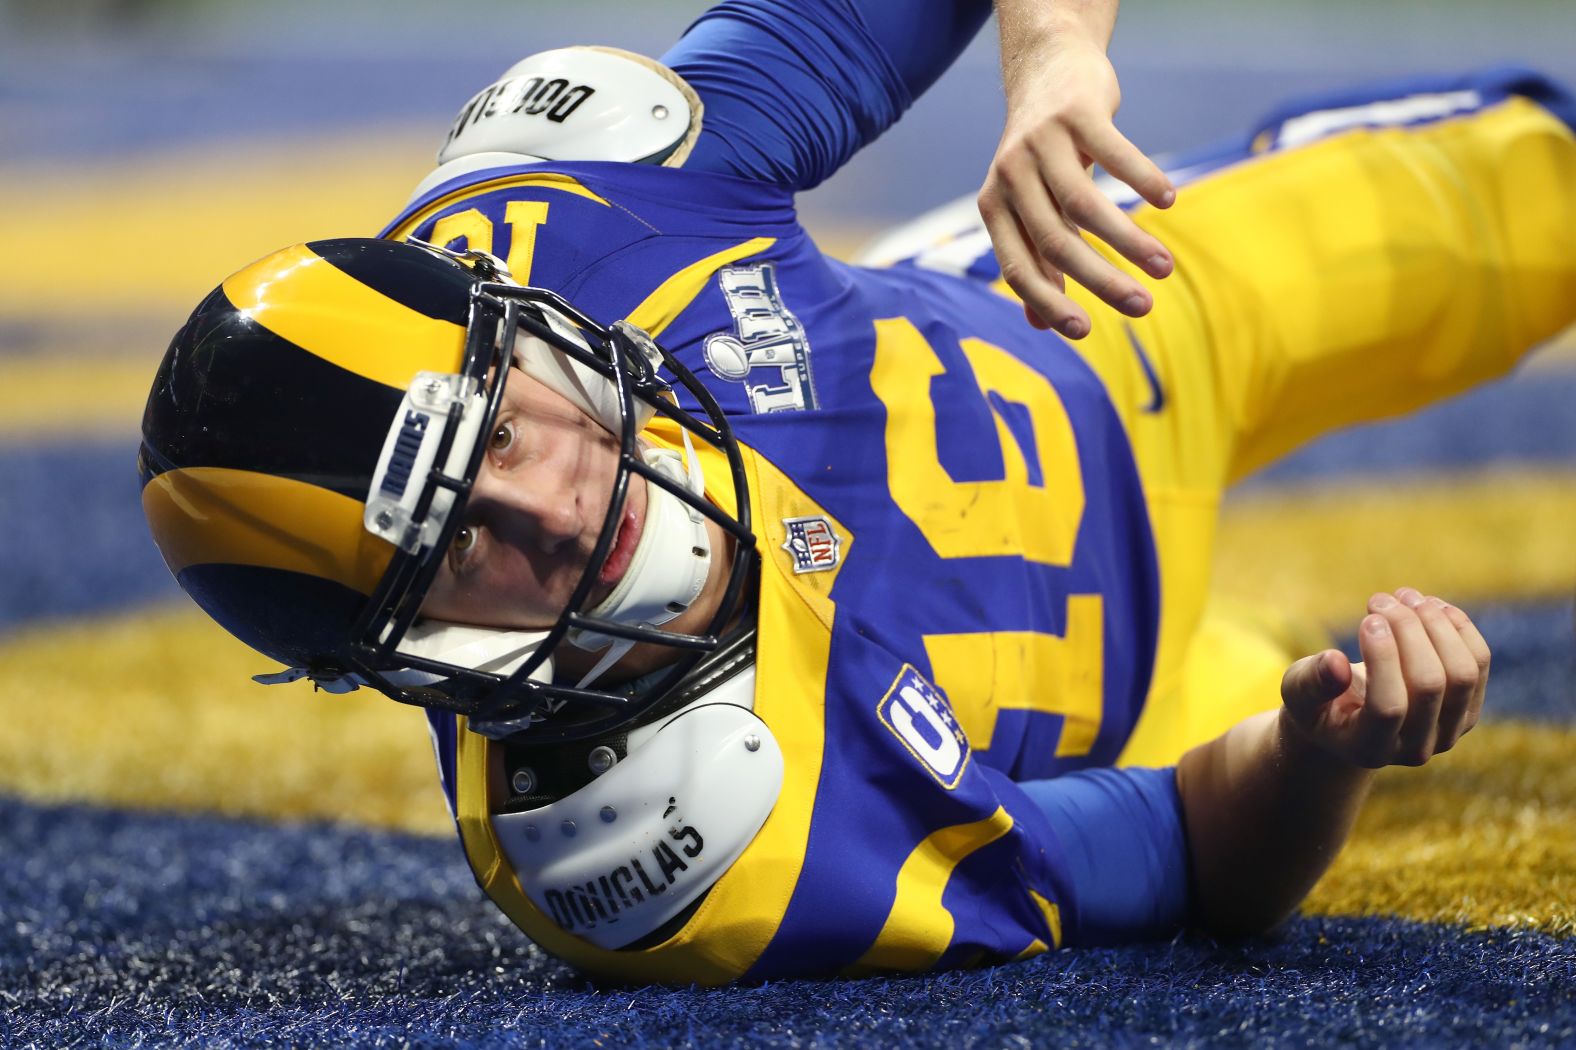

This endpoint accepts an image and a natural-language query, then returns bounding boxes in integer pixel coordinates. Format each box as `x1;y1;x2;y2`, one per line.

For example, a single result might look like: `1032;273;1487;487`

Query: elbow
1191;895;1292;933
1191;897;1301;941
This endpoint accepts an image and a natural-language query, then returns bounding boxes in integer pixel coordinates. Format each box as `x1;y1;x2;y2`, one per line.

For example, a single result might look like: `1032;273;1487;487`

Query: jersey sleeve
1015;766;1192;945
661;0;993;190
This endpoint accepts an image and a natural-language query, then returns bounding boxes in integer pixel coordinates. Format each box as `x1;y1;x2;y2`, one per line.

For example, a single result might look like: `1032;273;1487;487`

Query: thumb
1281;649;1352;711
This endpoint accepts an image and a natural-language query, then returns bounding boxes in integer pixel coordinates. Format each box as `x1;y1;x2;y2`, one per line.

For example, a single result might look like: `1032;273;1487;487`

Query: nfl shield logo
781;515;841;574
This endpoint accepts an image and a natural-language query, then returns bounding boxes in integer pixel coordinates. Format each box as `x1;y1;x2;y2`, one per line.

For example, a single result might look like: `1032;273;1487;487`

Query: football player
138;0;1573;982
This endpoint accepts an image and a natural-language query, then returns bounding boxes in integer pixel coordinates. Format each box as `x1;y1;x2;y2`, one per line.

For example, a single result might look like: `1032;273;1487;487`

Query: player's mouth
597;503;643;588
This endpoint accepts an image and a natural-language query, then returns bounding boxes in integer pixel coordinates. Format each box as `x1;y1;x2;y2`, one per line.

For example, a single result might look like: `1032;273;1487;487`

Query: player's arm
1175;588;1491;936
662;0;993;190
1015;765;1192;945
979;0;1175;339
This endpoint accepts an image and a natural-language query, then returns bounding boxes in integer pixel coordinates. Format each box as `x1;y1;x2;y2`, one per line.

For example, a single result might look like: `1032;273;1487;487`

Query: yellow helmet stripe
223;243;467;391
143;466;392;595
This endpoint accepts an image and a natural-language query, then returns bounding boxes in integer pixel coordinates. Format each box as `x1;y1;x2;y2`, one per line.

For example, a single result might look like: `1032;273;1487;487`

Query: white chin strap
567;436;712;688
395;621;552;679
387;622;561;740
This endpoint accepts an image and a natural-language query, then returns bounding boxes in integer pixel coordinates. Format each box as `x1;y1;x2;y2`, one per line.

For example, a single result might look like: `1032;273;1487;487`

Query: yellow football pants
1046;95;1576;766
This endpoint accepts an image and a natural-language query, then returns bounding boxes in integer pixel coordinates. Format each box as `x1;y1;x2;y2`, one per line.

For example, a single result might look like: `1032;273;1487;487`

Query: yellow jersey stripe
848;806;1015;974
142;466;391;593
1028;888;1064;948
384;171;611;242
626;237;776;338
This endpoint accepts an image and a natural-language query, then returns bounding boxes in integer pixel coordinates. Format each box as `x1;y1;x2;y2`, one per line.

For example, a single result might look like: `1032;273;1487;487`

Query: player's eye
489;421;515;455
449;524;478;572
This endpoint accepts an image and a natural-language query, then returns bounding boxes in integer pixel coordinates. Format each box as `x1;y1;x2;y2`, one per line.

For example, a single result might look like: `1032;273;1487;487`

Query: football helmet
139;237;755;742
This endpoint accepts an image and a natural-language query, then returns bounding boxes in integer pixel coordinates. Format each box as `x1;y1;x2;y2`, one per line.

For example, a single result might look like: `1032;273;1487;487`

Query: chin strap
395;620;554;678
568;427;712;688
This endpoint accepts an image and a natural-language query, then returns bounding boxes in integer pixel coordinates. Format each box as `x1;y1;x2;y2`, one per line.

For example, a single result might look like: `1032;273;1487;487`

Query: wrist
999;0;1117;39
996;0;1117;74
1274;707;1376;785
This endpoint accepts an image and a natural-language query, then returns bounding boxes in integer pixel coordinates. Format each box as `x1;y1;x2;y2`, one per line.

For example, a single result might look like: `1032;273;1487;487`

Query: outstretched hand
978;29;1175;340
1279;588;1491;769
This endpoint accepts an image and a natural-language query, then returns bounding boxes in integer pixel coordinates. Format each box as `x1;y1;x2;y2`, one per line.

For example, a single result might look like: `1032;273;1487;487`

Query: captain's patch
877;666;970;789
781;515;841;574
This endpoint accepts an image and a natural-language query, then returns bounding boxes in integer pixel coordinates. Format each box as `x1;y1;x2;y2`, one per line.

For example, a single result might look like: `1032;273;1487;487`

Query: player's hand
978;29;1175;340
1278;588;1491;769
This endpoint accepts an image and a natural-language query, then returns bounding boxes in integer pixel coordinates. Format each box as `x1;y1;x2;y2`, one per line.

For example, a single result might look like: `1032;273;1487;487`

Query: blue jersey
385;158;1167;980
384;0;1178;982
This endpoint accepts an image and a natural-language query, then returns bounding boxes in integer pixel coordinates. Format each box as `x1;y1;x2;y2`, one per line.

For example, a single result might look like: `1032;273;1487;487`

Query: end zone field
1;2;1572;1043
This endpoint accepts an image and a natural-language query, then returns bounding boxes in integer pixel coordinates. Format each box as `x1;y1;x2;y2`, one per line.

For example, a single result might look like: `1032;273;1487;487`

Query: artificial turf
5;793;1574;1049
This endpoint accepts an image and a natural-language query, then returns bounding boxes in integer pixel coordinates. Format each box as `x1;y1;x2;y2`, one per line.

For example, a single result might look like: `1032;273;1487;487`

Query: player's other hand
1279;588;1491;769
978;29;1174;340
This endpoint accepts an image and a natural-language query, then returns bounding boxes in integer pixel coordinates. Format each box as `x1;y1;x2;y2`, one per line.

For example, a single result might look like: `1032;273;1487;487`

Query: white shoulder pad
432;45;699;173
493;693;782;950
408;48;700;203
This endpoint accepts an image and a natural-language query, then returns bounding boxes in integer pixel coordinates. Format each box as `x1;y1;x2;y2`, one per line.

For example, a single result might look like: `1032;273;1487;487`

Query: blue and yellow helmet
138;237;754;742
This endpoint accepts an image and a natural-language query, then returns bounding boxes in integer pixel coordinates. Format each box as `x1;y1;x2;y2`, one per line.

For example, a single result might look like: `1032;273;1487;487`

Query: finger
1021;271;1067;331
1039;142;1174;277
1401;592;1480;752
1075;116;1177;212
1064;123;1176;277
1352;611;1406;767
1024;296;1064;331
1373;593;1445;766
1023;151;1157;316
979;186;1087;338
1280;649;1352;716
1435;598;1491;732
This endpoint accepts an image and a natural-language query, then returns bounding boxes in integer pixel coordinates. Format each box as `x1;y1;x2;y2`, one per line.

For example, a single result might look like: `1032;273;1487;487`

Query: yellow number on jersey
423;201;551;285
870;317;1103;758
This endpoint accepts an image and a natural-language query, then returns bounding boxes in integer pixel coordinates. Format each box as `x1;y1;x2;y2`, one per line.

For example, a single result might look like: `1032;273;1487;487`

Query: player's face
420;368;648;632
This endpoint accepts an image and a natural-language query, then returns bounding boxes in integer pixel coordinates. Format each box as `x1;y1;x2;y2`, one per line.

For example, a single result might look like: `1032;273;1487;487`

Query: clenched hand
1279;587;1491;769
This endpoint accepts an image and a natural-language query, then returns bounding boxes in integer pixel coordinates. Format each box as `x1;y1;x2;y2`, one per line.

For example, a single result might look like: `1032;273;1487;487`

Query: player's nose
469;469;581;551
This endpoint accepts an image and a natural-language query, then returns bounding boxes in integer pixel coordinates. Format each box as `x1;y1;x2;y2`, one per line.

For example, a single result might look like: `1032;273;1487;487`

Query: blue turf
0;441;182;634
3;794;1573;1048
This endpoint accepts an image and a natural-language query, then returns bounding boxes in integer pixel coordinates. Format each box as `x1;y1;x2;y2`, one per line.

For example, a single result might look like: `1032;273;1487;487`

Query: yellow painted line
1305;720;1576;936
0;603;450;835
0;353;160;440
1212;467;1576;627
0;129;434;317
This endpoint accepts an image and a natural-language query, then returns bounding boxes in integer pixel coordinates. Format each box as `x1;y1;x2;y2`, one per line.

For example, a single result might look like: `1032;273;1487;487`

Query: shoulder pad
492;695;782;950
432;46;701;172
